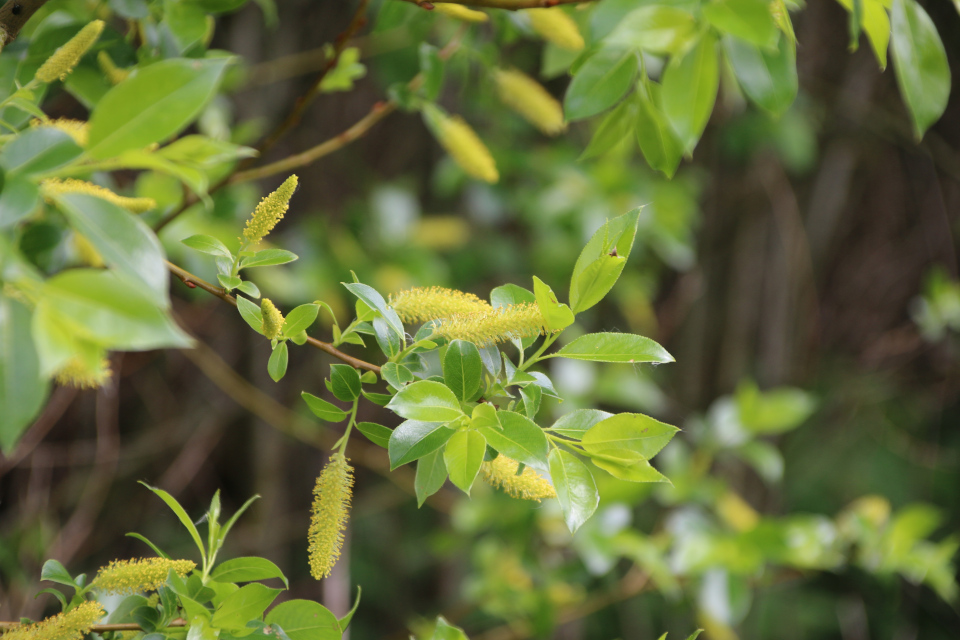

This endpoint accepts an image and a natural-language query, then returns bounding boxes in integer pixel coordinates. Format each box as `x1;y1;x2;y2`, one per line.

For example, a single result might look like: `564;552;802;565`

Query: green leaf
211;584;280;631
0;128;82;176
581;413;678;460
381;362;415;389
549;449;599;533
532;276;574;330
157;135;257;167
661;32;719;154
564;46;639;121
490;283;535;308
519;384;542;419
579;90;640;161
125;532;171;559
415;448;448;507
342;282;404;338
36;588;68;611
443;429;486;495
0;175;40;228
301;392;348;423
87;58;231;159
329;363;361;402
356;421;392;448
686;631;704;640
181;235;232;259
237;296;264;334
386;380;464;422
0;297;48;453
723;34;797;116
442;339;482;402
264;600;340;640
388;420;456;469
471;403;501;431
55;193;170;301
554;332;673;364
418;43;445;101
236;281;261;299
431;616;468;640
890;0;950;138
836;0;890;68
210;558;288;588
40;559;77;588
267;342;288;382
735;380;816;434
283;304;319;337
218;275;242;291
478;411;549;471
548;409;613;440
239;249;299;269
605;6;698;54
338;586;361;631
591;455;669;483
569;208;640;313
140;482;206;563
702;0;779;48
360;389;392;406
635;81;685;178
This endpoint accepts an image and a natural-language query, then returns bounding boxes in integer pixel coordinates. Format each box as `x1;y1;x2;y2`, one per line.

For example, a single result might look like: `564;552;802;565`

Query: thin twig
166;261;381;373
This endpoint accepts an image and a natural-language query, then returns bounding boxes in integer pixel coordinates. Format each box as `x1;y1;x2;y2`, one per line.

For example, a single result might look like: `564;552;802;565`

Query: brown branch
399;0;595;9
166;260;381;373
0;0;48;44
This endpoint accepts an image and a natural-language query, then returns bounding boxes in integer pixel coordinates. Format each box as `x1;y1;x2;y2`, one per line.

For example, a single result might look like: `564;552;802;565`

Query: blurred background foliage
1;0;959;639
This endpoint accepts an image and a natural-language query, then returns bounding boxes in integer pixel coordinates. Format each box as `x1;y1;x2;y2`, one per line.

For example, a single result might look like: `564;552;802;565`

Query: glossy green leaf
548;409;613;440
210;557;288;588
55;193;169;301
267;342;287;382
443;429;486;495
386;380;464;422
580;90;640;161
140;482;206;562
443;339;482;401
564;47;638;121
581;413;678;460
478;411;549;471
0;176;40;228
181;234;232;259
338;586;362;631
490;283;535;308
471;403;501;431
388;420;456;469
533;276;574;330
301;392;348;423
239;249;299;269
662;33;719;154
236;281;260;299
356;421;392;448
329;363;361;402
218;275;241;291
431;616;468;640
211;584;281;630
381;362;415;389
519;384;542;419
605;5;698;54
237;296;264;334
591;455;669;483
342;282;404;338
635;81;685;178
40;559;76;588
702;0;779;48
837;0;890;68
283;304;319;337
361;390;392;406
88;58;231;159
0;297;48;453
0;128;82;176
549;448;599;533
554;332;673;364
415;448;448;507
264;600;340;640
569;208;640;313
723;34;797;116
890;0;950;138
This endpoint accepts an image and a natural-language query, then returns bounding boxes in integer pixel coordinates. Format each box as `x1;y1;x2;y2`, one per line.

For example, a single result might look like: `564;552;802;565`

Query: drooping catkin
481;455;556;502
35;21;105;83
493;69;567;136
0;601;104;640
53;357;112;390
97;51;130;85
423;105;498;184
434;303;548;347
433;3;488;22
31;118;90;146
389;286;491;324
525;8;584;51
43;179;157;213
308;453;354;580
260;298;285;339
90;558;196;594
242;175;299;245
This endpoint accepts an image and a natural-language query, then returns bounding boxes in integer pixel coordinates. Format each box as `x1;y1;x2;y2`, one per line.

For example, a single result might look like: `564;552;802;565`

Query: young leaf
211;584;281;631
547;409;613;440
386;380;464;422
579;90;640;161
591;455;670;483
890;0;950;139
0;128;82;177
40;559;77;588
181;235;232;259
532;276;574;330
329;364;361;402
471;403;501;431
564;46;639;121
356;422;392;448
661;32;719;155
581;413;679;460
442;339;482;402
373;315;401;358
569;208;640;314
0;176;40;228
0;298;48;453
604;5;698;54
239;249;299;269
264;600;341;640
237;296;264;334
553;332;673;364
415;449;448;507
342;282;404;338
139;482;206;563
218;275;242;291
338;586;362;632
723;35;797;117
519;384;542;419
702;0;779;48
210;557;288;588
635;81;685;178
478;411;549;471
388;420;456;469
301;392;348;423
236;281;261;299
267;342;288;382
432;616;469;640
282;304;319;337
549;448;599;533
443;430;486;495
125;533;171;559
381;362;416;389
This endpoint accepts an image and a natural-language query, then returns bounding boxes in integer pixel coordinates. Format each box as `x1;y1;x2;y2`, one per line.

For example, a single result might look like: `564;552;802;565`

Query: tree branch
0;0;48;44
166;261;381;373
398;0;595;9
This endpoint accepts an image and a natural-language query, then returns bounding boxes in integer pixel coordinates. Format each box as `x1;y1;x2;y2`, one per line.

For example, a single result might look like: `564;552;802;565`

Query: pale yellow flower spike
91;558;196;595
31;119;90;146
53;357;112;390
97;51;130;85
260;298;285;339
434;303;548;347
481;455;557;502
242;175;299;245
494;68;567;136
525;8;584;51
43;179;157;214
425;106;499;184
389;286;492;324
35;20;105;83
433;3;488;22
308;453;354;580
0;601;104;640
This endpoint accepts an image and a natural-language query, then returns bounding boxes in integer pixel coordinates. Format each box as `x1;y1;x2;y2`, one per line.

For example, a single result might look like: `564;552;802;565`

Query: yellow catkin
30;118;89;146
260;298;285;339
90;558;196;595
433;3;488;22
35;21;105;83
493;68;567;136
242;175;299;244
308;453;354;580
53;358;111;390
434;303;547;346
0;601;104;640
389;286;491;324
97;51;130;85
426;107;499;184
43;179;156;214
715;491;760;532
481;455;556;502
525;8;584;51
